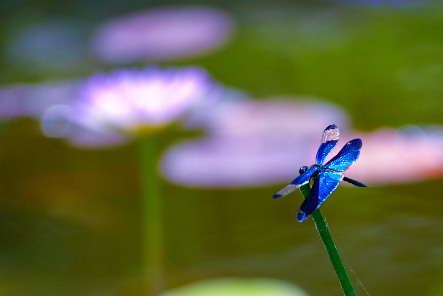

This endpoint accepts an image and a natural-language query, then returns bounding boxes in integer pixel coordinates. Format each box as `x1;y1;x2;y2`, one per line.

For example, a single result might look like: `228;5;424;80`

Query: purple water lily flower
1;66;223;148
69;66;223;135
91;6;234;64
0;80;131;147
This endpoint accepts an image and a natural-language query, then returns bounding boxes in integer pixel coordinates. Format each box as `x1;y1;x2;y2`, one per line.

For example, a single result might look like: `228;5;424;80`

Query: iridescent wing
272;166;319;199
324;138;362;172
297;170;343;222
315;124;339;165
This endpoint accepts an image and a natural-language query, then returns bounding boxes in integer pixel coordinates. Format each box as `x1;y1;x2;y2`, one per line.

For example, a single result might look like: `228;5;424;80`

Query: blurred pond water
0;1;442;296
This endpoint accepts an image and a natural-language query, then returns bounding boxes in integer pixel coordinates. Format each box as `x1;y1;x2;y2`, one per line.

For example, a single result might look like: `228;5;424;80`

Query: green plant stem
299;184;357;296
139;136;163;295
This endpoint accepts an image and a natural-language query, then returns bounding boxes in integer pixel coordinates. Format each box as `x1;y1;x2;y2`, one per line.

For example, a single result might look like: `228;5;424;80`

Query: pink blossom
1;66;223;148
69;66;222;134
161;98;349;187
91;6;234;64
161;98;443;187
347;126;443;184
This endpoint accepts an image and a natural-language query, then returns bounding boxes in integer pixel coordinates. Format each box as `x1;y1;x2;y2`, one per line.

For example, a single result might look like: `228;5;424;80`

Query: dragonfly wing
315;124;339;165
273;166;318;199
297;170;343;222
324;138;362;172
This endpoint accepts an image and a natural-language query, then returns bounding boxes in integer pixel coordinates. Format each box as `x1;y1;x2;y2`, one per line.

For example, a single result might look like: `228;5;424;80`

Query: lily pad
162;278;309;296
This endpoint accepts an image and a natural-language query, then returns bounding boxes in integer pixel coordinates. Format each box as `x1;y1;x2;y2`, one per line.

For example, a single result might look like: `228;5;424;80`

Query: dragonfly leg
343;177;368;187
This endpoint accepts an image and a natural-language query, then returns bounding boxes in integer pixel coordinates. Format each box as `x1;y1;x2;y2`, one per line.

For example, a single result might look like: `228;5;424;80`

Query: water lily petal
161;98;348;187
92;6;234;64
347;126;443;184
0;81;76;119
70;66;223;133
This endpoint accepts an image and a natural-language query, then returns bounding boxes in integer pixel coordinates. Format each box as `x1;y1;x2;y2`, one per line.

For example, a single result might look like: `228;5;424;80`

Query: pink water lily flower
1;66;224;148
161;98;349;187
65;66;223;147
161;98;443;187
0;80;130;148
68;66;223;135
70;67;221;136
92;6;234;64
347;126;443;184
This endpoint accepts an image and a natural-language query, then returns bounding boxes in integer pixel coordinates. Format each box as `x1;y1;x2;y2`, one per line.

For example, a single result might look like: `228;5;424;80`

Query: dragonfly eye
299;166;308;174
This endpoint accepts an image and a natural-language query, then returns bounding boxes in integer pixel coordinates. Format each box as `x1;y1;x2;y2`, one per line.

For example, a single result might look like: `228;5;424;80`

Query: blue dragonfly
273;124;367;222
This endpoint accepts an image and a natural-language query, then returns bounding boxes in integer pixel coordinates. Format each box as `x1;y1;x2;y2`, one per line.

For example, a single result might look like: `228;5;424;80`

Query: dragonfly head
299;166;309;175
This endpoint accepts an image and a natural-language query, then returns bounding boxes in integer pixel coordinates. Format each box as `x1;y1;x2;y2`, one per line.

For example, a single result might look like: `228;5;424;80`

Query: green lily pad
162;278;309;296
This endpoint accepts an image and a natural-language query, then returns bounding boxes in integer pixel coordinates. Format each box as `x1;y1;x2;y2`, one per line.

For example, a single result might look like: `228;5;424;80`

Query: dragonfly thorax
299;164;321;175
